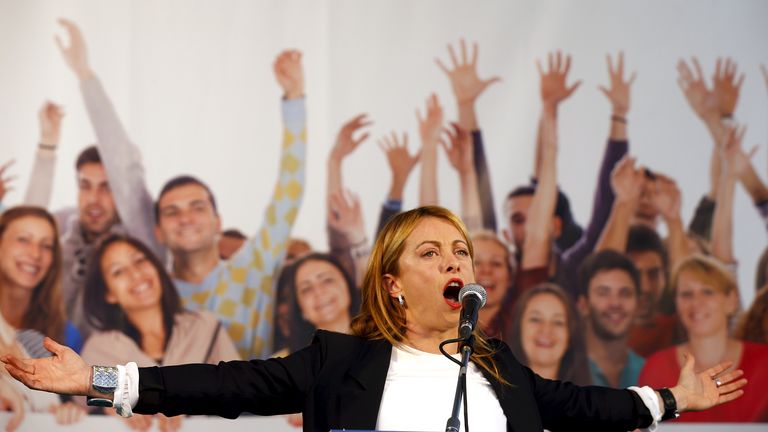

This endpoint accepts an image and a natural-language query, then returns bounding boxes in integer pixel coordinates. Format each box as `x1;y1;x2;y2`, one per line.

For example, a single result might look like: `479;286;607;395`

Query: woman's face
676;270;736;338
295;260;351;328
520;292;569;369
101;242;162;312
0;216;55;291
389;217;475;336
473;238;511;310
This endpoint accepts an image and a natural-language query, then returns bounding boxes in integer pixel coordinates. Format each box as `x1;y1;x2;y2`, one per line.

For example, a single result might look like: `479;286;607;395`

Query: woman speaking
1;207;749;431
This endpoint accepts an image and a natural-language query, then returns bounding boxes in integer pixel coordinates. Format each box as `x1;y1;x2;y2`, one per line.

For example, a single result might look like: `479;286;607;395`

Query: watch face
93;366;118;394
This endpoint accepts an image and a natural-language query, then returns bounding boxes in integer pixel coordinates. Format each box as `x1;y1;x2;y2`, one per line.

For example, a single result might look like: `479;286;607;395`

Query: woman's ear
726;289;740;316
382;274;401;298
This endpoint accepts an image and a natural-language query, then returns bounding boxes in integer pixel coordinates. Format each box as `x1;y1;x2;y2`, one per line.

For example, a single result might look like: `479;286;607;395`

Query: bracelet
721;113;733;120
611;115;627;124
38;143;57;151
658;388;679;421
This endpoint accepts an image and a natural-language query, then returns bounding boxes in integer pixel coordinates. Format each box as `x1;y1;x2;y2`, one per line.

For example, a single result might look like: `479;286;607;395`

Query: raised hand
610;155;644;205
273;50;304;100
327;189;366;244
1;337;90;397
761;64;768;91
440;123;474;174
713;58;744;118
156;413;182;432
417;93;444;148
55;19;93;81
379;131;419;194
598;51;636;117
677;57;719;123
671;354;746;412
0;378;24;432
651;173;682;223
537;51;581;112
0;160;16;203
330;114;372;163
436;39;501;105
720;124;750;177
38;101;65;147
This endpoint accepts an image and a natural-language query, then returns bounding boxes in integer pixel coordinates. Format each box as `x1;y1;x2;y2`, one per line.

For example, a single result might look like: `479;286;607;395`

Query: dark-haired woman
507;283;591;385
80;234;239;429
276;252;360;355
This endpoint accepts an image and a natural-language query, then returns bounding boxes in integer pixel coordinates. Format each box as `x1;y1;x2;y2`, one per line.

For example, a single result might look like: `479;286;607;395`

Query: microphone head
458;283;487;308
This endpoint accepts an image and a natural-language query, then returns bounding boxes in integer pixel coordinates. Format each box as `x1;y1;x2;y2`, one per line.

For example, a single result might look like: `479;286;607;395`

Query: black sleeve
531;372;654;431
472;130;497;232
134;337;323;418
688;195;716;241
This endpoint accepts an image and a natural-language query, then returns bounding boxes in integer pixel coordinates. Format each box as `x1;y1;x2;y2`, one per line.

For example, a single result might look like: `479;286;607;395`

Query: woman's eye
455;249;469;257
423;250;437;257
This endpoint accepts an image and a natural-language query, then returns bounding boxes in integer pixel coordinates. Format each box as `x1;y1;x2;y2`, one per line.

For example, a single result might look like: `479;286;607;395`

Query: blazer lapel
337;339;393;429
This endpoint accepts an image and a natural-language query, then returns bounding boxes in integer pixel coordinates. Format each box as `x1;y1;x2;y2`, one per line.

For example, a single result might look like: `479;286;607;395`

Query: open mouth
443;279;463;309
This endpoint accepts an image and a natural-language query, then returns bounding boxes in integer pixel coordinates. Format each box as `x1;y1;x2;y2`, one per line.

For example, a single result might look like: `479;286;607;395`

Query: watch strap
86;396;114;407
658;388;679;421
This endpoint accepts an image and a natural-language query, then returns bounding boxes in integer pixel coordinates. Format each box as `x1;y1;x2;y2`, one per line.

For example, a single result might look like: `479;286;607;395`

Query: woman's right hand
1;337;91;397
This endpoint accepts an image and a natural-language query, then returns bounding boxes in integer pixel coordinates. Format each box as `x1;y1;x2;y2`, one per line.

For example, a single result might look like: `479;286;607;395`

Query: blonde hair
350;206;507;384
672;254;737;296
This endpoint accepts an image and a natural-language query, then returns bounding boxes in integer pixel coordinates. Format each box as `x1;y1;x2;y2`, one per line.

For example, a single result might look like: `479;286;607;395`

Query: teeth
20;264;39;275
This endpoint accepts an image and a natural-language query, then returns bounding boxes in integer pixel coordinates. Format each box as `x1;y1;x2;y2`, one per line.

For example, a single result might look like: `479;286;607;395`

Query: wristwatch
658;388;679;421
86;365;118;407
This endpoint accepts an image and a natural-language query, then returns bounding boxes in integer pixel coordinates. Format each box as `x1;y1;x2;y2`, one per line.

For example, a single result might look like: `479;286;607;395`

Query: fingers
459;38;468;65
0;160;15;177
447;43;459;69
42;337;68;358
703;359;733;378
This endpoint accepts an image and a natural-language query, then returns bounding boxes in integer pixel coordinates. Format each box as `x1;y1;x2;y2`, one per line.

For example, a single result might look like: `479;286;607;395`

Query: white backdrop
1;0;766;308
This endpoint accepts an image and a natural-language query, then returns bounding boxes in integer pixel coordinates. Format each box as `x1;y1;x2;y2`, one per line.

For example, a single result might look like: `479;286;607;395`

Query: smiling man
578;250;643;388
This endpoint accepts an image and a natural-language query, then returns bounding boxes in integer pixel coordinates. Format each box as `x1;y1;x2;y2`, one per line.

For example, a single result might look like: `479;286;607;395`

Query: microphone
457;284;487;340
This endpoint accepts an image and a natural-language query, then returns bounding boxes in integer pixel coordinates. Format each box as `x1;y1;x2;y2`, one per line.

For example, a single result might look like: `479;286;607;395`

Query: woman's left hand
671;353;747;412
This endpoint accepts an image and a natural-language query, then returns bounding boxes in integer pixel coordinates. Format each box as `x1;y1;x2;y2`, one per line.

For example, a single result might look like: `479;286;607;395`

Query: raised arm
441;123;482;232
595;155;643;253
327;190;368;287
327;114;371;201
56;19;162;256
326;115;371;281
561;52;632;266
417;94;443;207
711;126;745;264
522;113;557;270
224;50;307;359
535;51;581;178
436;40;501;230
0;160;16;210
652;173;688;268
376;131;419;233
24;102;64;207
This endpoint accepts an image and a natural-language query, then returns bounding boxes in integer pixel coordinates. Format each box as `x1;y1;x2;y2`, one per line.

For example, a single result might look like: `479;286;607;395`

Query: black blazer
135;330;653;431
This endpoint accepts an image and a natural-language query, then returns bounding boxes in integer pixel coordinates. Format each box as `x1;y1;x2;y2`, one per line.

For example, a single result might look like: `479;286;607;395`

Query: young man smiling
578;250;644;388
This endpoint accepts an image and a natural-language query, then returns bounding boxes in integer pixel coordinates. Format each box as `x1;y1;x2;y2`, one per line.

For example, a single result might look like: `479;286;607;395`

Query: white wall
1;0;766;307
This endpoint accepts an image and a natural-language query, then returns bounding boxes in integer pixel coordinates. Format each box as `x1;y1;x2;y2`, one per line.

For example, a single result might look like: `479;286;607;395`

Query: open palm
1;337;91;396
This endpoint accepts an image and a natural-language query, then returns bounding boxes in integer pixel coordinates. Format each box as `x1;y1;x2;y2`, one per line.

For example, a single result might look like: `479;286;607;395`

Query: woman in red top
639;254;768;422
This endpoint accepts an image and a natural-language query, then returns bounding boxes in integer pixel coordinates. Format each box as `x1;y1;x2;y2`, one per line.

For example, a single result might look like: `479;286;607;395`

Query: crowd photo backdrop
0;0;767;430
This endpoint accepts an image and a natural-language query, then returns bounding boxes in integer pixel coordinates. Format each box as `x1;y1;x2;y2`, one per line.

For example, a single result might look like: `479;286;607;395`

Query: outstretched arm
442;123;481;232
417;94;443;206
24;102;64;207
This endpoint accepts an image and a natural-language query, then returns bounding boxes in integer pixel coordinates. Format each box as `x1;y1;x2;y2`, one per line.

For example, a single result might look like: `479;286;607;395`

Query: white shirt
376;344;508;431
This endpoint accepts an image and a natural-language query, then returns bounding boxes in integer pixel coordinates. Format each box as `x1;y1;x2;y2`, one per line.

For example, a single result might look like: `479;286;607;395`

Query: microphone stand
444;335;474;432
